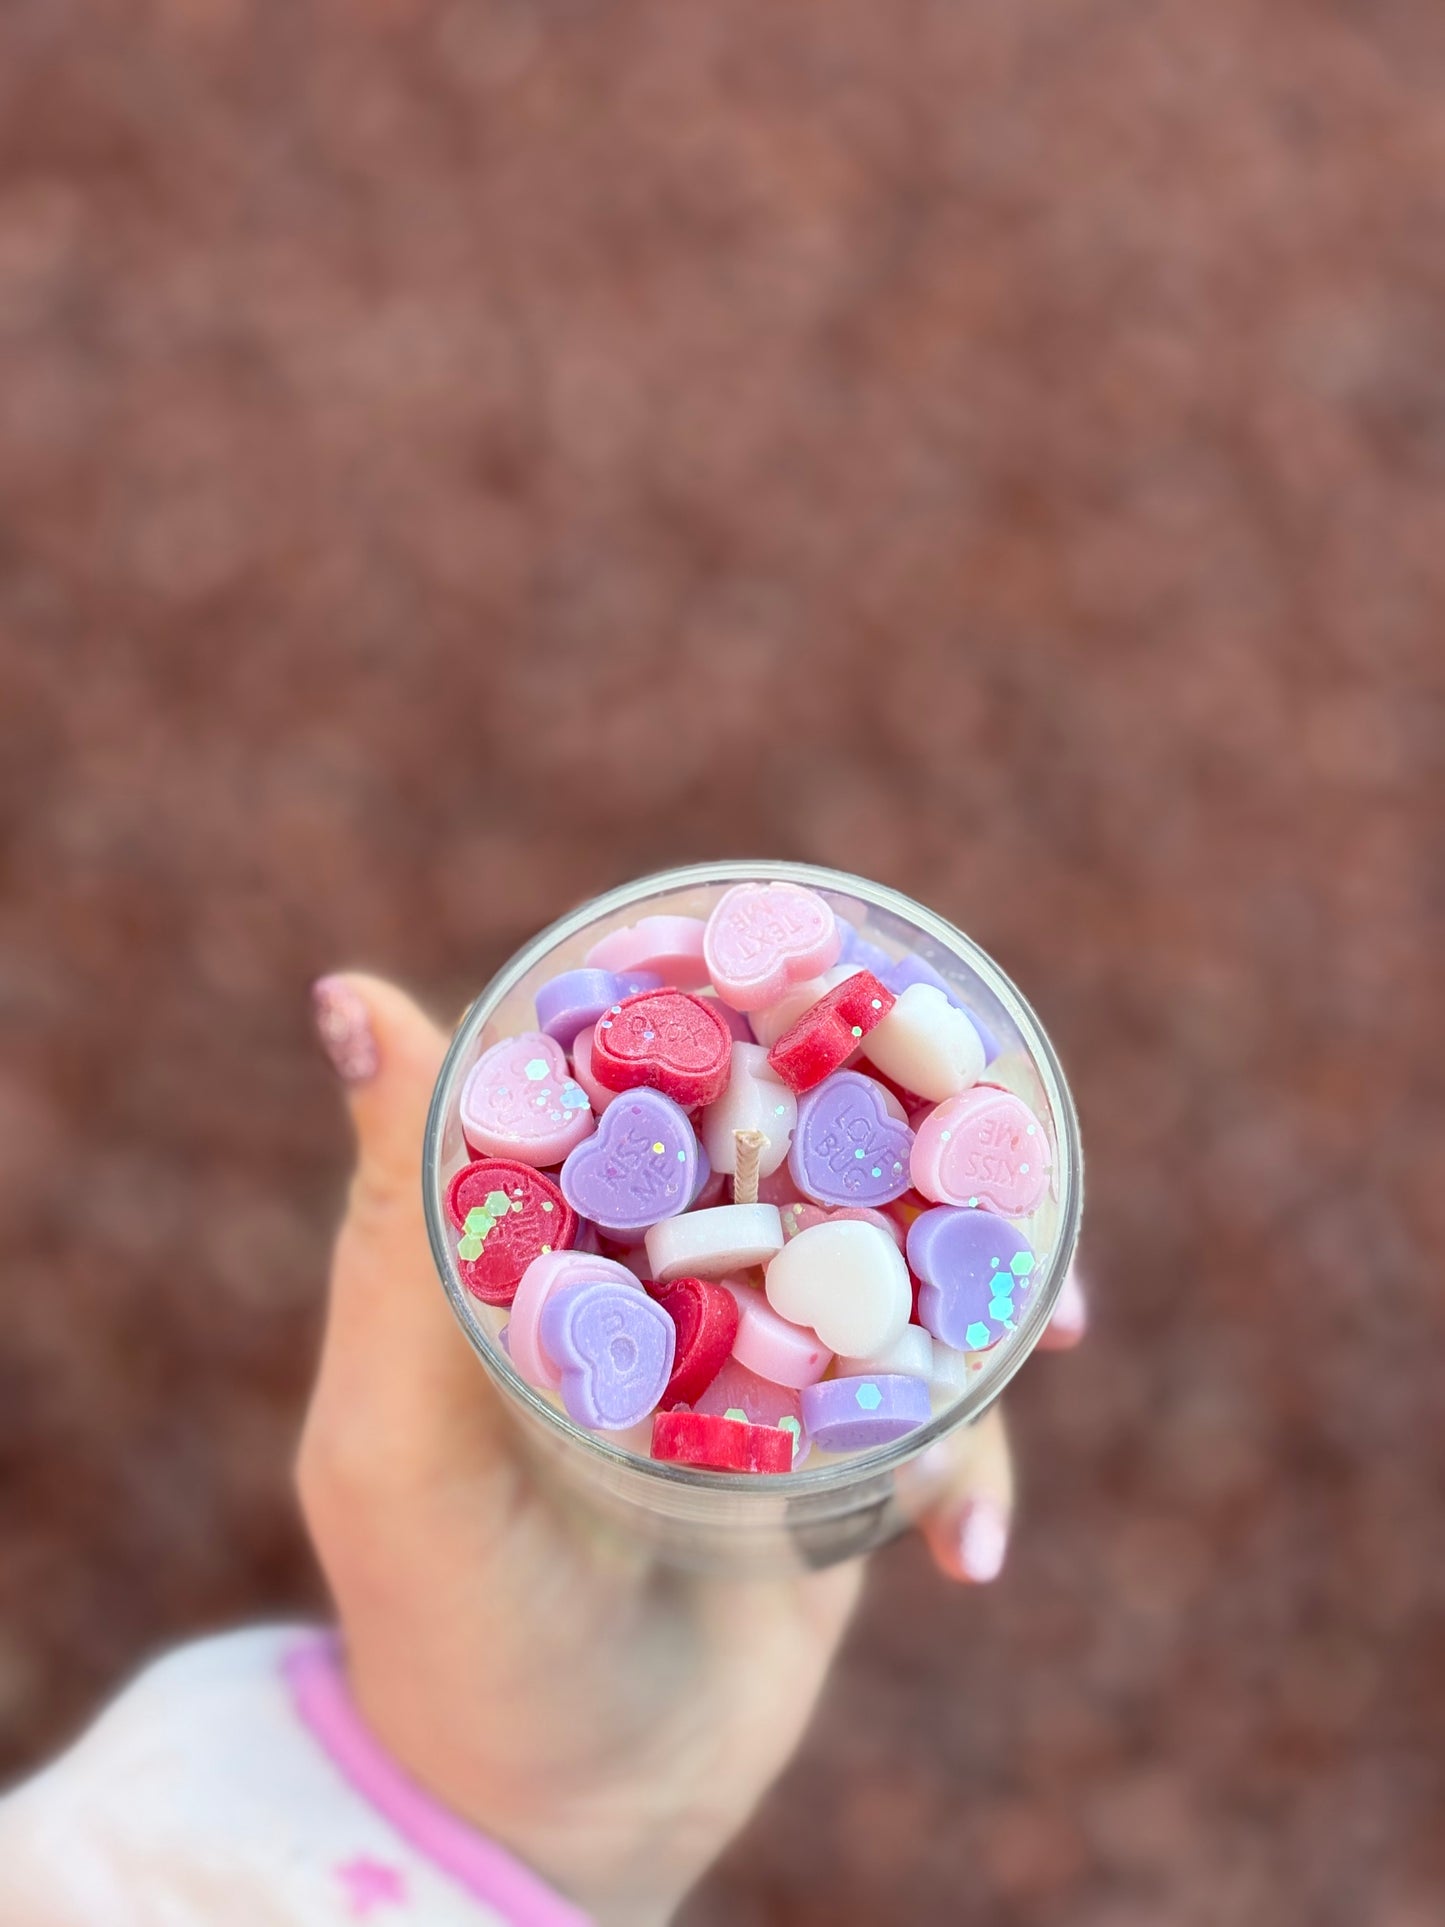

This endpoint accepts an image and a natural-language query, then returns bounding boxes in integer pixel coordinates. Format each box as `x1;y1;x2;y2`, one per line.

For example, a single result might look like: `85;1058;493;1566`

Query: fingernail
1050;1264;1088;1340
958;1499;1008;1583
312;976;379;1085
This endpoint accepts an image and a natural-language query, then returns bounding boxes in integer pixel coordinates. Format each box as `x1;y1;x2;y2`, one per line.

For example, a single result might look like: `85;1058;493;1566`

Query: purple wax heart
789;1071;914;1207
539;1280;675;1430
559;1088;699;1234
534;967;665;1047
800;1374;930;1453
837;924;895;977
880;953;1001;1064
906;1206;1036;1352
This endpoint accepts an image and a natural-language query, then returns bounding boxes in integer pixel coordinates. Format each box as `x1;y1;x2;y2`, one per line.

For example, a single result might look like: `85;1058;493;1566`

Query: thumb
307;973;504;1479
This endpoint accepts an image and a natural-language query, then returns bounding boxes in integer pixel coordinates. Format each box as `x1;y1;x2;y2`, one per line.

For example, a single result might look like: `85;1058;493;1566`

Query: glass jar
422;861;1082;1573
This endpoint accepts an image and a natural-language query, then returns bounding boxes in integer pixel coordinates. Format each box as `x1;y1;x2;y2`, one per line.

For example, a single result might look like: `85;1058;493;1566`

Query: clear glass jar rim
422;859;1084;1496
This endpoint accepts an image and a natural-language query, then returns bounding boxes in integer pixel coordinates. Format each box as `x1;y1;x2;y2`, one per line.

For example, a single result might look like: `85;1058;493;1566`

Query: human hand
300;975;1081;1925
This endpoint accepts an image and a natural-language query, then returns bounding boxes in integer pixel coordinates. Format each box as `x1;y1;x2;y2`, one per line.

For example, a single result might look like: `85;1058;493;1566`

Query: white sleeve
0;1625;591;1927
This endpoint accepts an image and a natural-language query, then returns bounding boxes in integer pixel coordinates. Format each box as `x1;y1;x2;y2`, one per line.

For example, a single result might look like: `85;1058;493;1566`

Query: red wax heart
445;1158;576;1306
591;989;731;1108
766;970;895;1094
651;1408;793;1475
646;1274;742;1407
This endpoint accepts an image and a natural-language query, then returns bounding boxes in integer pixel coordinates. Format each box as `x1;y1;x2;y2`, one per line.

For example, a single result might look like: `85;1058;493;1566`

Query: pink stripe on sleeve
283;1635;592;1927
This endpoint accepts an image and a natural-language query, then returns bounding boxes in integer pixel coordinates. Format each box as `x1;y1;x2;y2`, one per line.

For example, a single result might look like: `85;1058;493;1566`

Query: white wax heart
837;1323;935;1382
645;1203;785;1282
700;1043;797;1177
863;983;986;1102
764;1219;911;1359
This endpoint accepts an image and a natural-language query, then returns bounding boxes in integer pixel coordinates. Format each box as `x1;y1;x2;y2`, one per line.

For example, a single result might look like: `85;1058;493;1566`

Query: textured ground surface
2;3;1443;1922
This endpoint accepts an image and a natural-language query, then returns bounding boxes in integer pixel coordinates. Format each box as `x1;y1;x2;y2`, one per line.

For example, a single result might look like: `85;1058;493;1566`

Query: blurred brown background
1;2;1442;1922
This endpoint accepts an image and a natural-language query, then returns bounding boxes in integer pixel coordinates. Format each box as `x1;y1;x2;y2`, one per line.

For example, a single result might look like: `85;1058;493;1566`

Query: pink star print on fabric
335;1855;408;1916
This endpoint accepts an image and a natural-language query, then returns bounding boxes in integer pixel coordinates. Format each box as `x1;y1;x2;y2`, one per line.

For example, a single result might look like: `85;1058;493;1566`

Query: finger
1036;1261;1088;1352
307;973;503;1470
904;1404;1014;1585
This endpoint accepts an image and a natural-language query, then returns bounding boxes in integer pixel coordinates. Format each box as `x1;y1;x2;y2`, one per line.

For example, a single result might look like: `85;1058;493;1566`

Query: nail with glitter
312;976;380;1086
957;1499;1008;1584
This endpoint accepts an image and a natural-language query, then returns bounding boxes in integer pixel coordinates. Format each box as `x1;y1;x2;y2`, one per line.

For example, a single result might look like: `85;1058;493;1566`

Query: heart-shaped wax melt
766;971;895;1094
644;1202;785;1282
800;1374;931;1453
559;1089;699;1234
703;882;841;1012
650;1409;793;1474
508;1250;642;1389
534;967;664;1047
694;1359;809;1464
718;1275;834;1388
764;1218;911;1359
539;1280;675;1430
837;1323;934;1382
645;1274;741;1406
591;990;732;1108
864;982;987;1103
585;915;711;988
460;1032;594;1167
789;1070;914;1207
906;1205;1037;1351
445;1158;576;1306
881;952;1002;1063
700;1042;797;1179
751;967;861;1050
910;1086;1051;1215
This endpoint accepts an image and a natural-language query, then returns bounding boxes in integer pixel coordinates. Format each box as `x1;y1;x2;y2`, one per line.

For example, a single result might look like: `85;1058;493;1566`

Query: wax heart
559;1089;699;1234
766;971;895;1094
459;1032;594;1167
789;1070;914;1208
694;1359;809;1464
539;1280;675;1430
778;1200;905;1250
534;967;664;1047
751;967;860;1049
836;923;895;976
651;1409;792;1474
764;1218;911;1358
910;1086;1051;1215
585;914;711;989
837;1323;934;1382
591;989;732;1108
645;1274;741;1407
569;1025;619;1113
718;1275;833;1389
863;982;987;1102
800;1374;930;1453
906;1205;1037;1350
644;1202;785;1282
881;952;1002;1063
929;1341;985;1403
509;1250;642;1390
703;881;841;1011
444;1159;576;1306
700;1042;797;1179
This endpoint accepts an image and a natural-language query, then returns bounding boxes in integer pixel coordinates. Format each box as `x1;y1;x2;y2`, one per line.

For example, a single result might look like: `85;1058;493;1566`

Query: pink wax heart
703;882;841;1012
459;1032;595;1167
910;1086;1051;1216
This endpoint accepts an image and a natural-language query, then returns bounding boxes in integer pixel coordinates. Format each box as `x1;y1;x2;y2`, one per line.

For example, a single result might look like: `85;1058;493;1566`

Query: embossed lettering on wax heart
559;1089;699;1233
910;1086;1050;1216
789;1071;914;1208
459;1032;594;1167
539;1280;675;1430
590;990;732;1108
703;882;841;1012
445;1158;577;1306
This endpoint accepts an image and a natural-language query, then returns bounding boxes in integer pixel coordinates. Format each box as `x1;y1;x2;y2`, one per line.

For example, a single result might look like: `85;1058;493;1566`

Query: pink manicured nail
1049;1264;1088;1340
958;1500;1008;1583
312;977;379;1085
